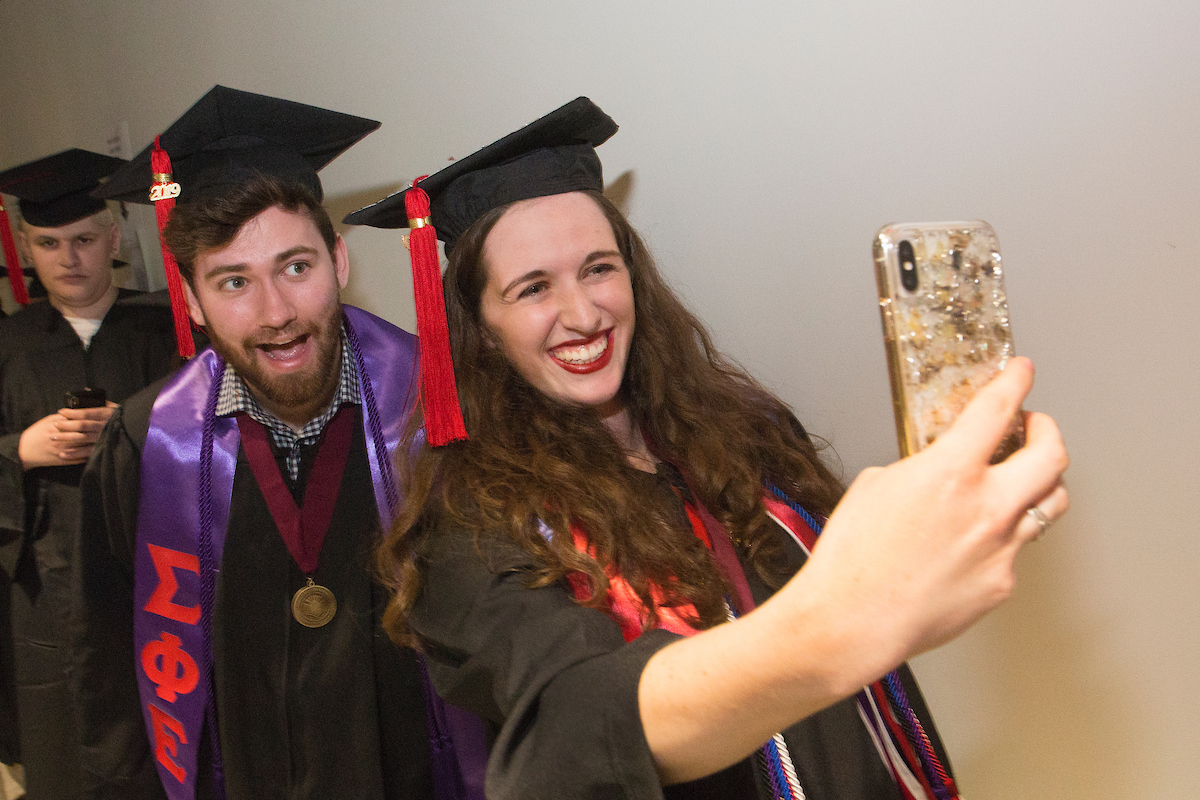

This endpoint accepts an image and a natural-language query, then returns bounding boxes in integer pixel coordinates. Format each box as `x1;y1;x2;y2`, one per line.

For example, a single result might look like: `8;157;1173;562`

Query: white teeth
553;336;607;364
260;338;303;357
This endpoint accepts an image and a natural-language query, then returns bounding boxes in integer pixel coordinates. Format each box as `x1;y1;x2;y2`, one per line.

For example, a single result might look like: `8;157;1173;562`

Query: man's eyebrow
275;245;320;263
200;262;248;281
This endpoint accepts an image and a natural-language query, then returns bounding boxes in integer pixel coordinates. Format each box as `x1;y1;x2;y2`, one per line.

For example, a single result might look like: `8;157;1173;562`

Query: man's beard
209;303;343;418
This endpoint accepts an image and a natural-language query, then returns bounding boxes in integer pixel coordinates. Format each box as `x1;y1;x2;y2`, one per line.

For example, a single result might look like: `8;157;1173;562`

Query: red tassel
0;202;30;306
149;136;196;358
404;179;467;446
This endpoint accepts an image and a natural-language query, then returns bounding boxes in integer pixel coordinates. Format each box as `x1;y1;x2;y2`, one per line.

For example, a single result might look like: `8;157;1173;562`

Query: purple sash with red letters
133;306;487;800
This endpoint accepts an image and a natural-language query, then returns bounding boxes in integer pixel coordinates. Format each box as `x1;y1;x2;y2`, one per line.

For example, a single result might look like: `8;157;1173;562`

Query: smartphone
873;220;1024;462
64;388;107;409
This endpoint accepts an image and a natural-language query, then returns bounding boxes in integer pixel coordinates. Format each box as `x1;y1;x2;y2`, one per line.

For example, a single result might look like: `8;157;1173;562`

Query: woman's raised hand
640;358;1068;781
798;356;1070;685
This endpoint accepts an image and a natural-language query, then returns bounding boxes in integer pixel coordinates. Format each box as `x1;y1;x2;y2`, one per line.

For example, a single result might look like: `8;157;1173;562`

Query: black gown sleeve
0;431;23;543
71;403;169;800
0;336;28;573
410;525;680;800
412;498;951;800
0;354;23;767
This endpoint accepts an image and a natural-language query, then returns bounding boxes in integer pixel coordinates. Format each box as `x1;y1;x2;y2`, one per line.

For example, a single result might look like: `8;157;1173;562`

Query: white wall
2;1;1196;797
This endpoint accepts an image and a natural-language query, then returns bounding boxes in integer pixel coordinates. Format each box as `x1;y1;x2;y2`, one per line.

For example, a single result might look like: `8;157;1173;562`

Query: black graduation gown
410;467;954;800
73;383;435;800
0;292;177;795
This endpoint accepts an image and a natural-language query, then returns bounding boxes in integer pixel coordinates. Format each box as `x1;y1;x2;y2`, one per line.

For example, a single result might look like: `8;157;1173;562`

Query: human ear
15;229;31;262
182;281;207;327
333;234;350;289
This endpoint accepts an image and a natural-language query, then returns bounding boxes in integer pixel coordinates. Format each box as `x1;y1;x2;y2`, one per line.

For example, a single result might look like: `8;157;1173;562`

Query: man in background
0;149;179;799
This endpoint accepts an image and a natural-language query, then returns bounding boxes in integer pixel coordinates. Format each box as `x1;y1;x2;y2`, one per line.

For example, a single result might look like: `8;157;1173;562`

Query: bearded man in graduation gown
0;149;179;799
74;87;485;800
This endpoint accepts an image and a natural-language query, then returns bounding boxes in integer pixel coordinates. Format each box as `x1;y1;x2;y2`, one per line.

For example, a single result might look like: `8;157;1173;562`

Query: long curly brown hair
379;190;844;646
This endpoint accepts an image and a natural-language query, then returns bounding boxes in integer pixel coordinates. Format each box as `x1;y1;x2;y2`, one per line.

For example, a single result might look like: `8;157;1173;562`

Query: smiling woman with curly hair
349;98;1069;800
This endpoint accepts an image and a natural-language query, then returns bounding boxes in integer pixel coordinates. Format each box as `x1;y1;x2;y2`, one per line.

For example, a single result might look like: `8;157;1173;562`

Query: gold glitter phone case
874;220;1025;461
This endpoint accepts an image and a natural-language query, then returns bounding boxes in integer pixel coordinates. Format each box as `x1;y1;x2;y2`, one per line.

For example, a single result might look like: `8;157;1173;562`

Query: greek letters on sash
134;349;238;799
131;307;495;800
137;562;204;788
148;705;189;783
144;545;202;624
141;631;199;702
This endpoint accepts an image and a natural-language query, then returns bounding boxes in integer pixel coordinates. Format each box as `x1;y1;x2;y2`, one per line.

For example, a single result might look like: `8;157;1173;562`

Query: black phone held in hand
64;388;107;409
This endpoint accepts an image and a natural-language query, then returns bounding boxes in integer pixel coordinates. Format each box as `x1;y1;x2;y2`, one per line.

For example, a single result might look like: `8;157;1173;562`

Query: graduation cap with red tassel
0;149;128;307
95;85;381;358
146;137;194;357
342;97;618;446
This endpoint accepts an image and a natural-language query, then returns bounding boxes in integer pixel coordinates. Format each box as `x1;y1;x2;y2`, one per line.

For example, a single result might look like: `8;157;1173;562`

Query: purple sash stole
134;345;234;800
133;306;487;800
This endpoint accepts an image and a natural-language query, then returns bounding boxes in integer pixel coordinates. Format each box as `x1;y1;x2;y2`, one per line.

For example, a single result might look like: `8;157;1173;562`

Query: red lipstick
550;329;614;374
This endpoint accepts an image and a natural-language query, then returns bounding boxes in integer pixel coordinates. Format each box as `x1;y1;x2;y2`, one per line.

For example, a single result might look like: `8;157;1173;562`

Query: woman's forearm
638;358;1070;784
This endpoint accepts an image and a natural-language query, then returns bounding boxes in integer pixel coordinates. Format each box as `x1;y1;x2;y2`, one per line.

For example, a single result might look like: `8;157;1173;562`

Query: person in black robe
349;98;1071;799
410;467;959;799
0;149;179;799
77;370;436;800
73;87;481;800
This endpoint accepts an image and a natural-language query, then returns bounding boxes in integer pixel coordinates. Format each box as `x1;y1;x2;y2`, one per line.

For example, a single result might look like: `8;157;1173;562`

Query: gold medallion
292;578;337;628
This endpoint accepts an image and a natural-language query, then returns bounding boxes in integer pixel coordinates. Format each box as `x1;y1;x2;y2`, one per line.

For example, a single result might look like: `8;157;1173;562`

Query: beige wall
2;1;1196;797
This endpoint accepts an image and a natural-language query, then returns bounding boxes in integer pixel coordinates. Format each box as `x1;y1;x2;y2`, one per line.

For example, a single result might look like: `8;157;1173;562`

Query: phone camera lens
898;240;918;292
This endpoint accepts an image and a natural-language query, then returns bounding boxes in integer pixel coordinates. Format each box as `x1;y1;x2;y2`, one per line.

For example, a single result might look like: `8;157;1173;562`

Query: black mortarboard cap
340;97;616;447
343;97;617;253
90;86;379;357
0;149;126;227
95;85;381;205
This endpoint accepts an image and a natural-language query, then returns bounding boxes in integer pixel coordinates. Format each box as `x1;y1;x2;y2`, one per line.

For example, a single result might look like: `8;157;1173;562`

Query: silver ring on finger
1026;506;1051;539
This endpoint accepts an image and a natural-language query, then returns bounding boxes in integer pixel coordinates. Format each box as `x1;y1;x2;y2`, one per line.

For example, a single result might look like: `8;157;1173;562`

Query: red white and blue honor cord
765;484;961;800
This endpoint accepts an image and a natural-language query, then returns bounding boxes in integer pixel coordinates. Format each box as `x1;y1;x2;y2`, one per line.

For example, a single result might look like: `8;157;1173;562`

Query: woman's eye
586;262;617;277
517;282;547;299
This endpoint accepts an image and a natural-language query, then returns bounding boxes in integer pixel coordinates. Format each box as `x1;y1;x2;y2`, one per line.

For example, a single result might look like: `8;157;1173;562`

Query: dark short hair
162;171;337;286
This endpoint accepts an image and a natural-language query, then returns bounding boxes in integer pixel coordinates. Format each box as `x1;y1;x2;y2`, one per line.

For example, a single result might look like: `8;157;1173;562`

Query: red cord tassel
0;202;30;306
404;180;467;446
149;136;196;358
